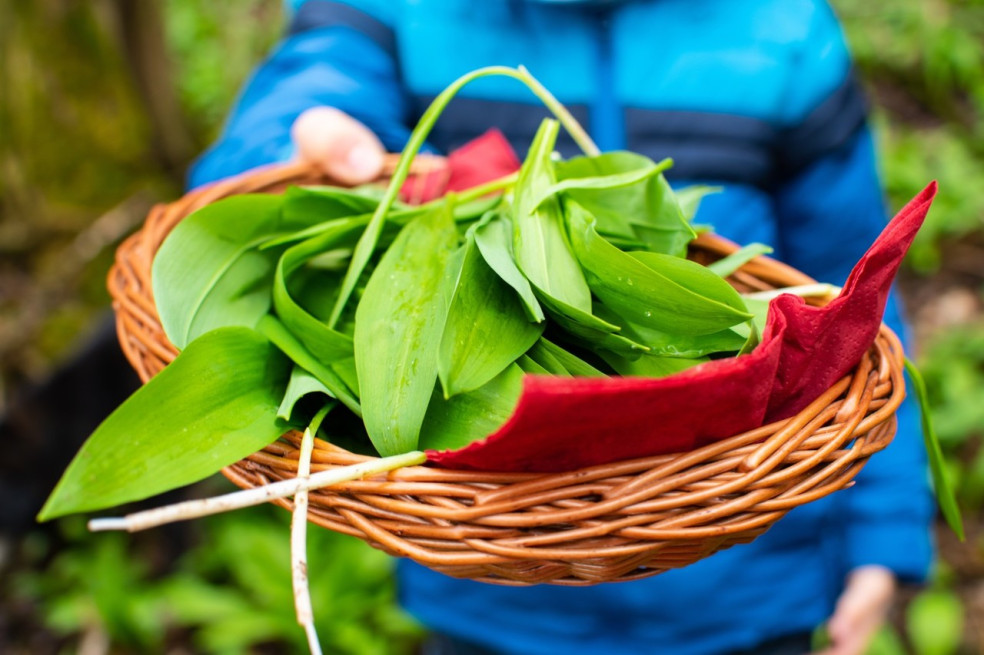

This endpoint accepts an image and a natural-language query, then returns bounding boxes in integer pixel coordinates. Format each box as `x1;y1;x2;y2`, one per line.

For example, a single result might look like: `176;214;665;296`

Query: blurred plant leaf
906;588;964;655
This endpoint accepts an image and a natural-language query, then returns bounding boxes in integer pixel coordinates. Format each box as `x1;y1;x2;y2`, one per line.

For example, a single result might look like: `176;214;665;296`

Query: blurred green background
0;0;982;653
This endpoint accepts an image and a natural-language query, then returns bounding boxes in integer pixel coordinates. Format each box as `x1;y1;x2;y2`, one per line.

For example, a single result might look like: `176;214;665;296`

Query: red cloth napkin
413;132;936;472
399;129;521;203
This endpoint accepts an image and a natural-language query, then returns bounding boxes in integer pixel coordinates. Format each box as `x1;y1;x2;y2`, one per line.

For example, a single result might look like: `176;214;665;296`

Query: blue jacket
191;2;934;653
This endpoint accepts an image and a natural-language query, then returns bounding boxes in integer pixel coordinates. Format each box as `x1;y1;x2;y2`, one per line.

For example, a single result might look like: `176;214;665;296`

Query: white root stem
88;450;427;533
292;426;322;655
743;283;842;302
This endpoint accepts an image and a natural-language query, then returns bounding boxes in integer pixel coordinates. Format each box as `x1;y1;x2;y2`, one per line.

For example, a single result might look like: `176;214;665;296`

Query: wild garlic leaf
524;342;571;376
531;338;608;377
473;212;545;322
273;221;365;364
546;152;672;241
554;151;696;256
257;315;361;417
154;193;358;350
567;203;750;335
630;250;751;320
439;234;543;398
420;364;525;451
153;194;286;349
277;367;334;422
354;204;459;456
591;304;745;359
511;119;592;313
282;185;383;227
38;327;291;520
624;322;748;357
533;156;672;211
518;354;551;375
600;351;707;378
540;293;650;356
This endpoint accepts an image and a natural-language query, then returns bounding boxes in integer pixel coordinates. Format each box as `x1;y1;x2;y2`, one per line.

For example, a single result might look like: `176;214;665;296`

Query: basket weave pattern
108;162;904;586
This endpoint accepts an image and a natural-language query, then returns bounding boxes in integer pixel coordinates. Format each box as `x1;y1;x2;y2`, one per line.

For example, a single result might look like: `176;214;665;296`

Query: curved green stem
327;66;597;328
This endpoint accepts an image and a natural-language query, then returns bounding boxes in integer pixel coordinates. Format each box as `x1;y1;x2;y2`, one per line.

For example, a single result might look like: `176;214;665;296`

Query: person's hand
291;107;385;185
815;565;897;655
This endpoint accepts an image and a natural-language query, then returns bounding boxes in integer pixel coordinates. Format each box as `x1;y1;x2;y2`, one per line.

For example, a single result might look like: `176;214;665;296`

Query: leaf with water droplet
355;203;459;455
567;202;751;335
439;232;543;398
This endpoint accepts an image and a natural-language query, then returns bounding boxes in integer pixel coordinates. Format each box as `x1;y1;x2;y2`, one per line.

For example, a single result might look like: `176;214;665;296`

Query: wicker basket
108;161;904;586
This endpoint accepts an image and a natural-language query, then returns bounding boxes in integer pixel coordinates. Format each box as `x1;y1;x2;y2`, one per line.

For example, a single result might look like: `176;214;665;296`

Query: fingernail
346;145;383;180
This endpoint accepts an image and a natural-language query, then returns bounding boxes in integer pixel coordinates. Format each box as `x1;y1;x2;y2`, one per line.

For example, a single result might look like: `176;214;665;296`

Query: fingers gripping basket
108;162;904;586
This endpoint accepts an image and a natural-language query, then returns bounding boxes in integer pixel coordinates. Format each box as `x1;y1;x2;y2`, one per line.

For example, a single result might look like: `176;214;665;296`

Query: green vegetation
11;504;422;654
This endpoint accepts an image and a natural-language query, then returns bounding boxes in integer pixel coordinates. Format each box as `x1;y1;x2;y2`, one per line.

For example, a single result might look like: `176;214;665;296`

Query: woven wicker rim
108;161;904;585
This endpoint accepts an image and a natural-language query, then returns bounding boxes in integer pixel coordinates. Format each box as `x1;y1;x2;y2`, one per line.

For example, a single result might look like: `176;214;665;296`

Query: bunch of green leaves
38;66;765;522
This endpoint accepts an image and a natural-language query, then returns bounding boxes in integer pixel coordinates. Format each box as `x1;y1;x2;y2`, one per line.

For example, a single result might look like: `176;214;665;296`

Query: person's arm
189;0;412;189
772;3;934;653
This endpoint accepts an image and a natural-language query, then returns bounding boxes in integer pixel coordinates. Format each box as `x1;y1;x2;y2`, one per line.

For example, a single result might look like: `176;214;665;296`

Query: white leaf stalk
293;423;322;655
88;450;427;533
743;283;841;302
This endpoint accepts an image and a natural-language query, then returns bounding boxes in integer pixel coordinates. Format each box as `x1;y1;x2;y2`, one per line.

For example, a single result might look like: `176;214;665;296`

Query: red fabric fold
406;132;936;472
426;181;937;472
399;129;520;203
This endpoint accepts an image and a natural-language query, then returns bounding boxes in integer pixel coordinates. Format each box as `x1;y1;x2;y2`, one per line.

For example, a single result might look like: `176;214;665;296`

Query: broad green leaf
905;359;965;540
38;328;291;520
600;351;707;378
593;303;746;358
554;151;696;256
524;341;571;376
533;156;672;211
630;250;751;316
257;315;361;417
906;589;964;655
277;367;334;422
622;320;748;357
281;185;382;227
420;364;524;451
511;119;592;313
154;194;348;349
330;357;360;399
539;293;649;356
473;212;545;322
567;203;751;335
354;204;459;456
439;235;543;398
629;174;697;256
707;243;773;278
273;222;364;364
518;354;551;375
153;194;286;348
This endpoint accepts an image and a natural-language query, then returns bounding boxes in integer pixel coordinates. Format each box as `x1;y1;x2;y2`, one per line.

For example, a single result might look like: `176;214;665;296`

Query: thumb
291;107;385;185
